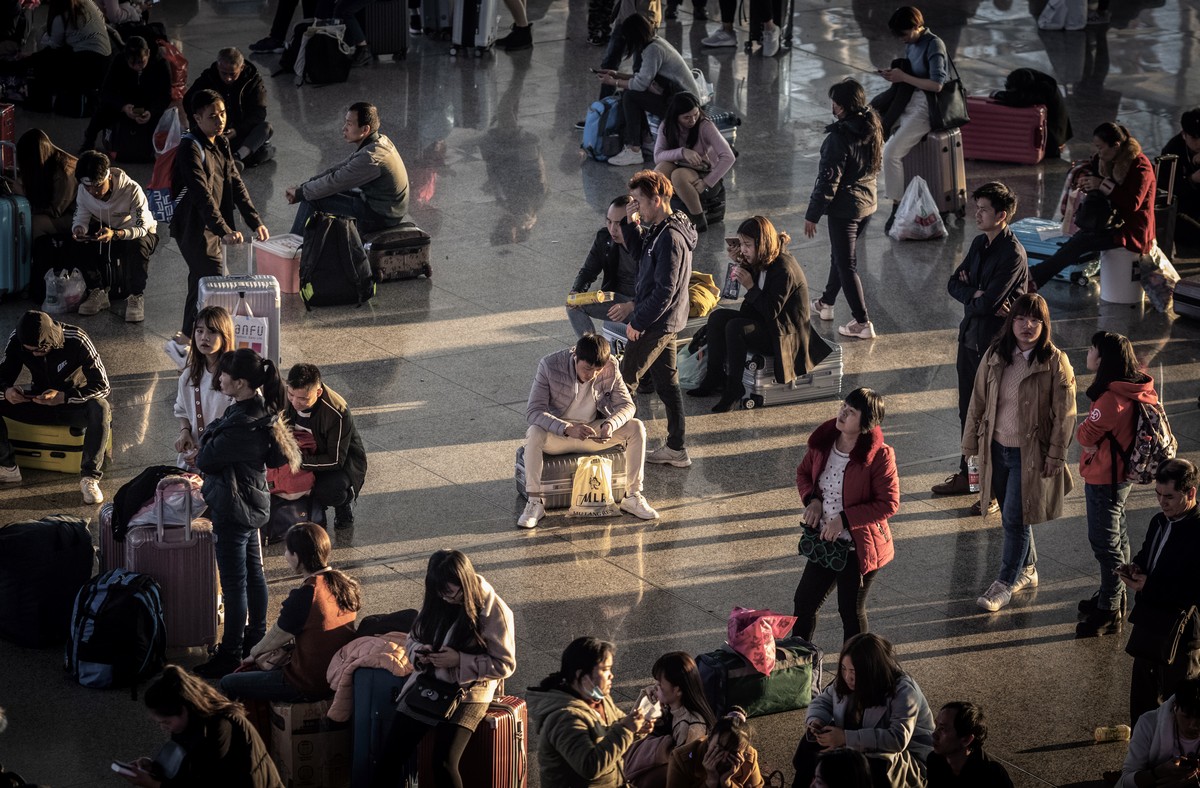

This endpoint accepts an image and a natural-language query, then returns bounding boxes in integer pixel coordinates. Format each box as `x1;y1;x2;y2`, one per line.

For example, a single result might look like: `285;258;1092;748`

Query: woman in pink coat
793;387;900;646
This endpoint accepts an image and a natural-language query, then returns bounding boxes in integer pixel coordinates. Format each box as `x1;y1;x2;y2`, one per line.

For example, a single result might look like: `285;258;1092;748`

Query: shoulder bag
398;671;467;724
926;54;970;131
1126;605;1198;665
798;525;850;572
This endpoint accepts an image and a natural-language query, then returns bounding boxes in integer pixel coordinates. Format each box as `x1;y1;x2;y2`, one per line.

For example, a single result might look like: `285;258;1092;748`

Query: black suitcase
365;223;432;282
0;515;94;647
1155;154;1179;260
361;0;408;58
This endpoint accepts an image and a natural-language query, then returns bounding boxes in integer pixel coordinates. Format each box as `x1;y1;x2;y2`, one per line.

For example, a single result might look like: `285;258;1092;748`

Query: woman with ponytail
193;348;301;679
115;664;282;788
219;523;361;701
666;706;765;788
806;78;884;342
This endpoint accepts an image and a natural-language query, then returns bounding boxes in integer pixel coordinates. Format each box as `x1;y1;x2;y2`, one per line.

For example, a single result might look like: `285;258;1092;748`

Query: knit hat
16;310;63;350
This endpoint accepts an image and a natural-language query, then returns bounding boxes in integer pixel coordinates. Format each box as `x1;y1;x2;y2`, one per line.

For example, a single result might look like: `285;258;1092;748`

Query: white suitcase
197;275;282;363
741;343;844;409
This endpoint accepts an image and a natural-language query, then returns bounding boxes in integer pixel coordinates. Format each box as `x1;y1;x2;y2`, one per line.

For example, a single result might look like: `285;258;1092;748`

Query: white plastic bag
41;269;68;314
1139;242;1181;314
566;455;620;518
691;67;714;106
888;176;947;241
677;345;705;391
153;106;182;157
61;268;86;311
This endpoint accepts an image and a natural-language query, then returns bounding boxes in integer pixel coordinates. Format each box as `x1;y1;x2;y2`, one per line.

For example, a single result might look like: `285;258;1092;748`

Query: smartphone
111;761;138;777
19;384;35;397
133;107;145;115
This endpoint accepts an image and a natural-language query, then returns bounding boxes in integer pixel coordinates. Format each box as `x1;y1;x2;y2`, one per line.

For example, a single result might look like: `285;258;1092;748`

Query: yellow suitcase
3;417;111;474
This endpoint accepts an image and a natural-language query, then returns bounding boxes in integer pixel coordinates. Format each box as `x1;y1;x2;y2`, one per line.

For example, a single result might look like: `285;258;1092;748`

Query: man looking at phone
1119;677;1200;787
80;36;173;160
0;310;111;505
567;195;639;338
518;333;658;529
1121;458;1200;727
619;169;696;469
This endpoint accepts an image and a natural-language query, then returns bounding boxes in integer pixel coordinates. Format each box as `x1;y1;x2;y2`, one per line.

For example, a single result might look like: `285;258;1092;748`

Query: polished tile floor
2;0;1200;785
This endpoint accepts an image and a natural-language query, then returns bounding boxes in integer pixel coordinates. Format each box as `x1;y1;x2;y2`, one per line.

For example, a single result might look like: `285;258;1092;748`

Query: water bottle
1094;724;1130;742
566;291;615;307
967;456;980;493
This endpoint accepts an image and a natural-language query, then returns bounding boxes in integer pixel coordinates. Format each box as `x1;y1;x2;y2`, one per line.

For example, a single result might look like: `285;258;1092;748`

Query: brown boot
932;472;971;495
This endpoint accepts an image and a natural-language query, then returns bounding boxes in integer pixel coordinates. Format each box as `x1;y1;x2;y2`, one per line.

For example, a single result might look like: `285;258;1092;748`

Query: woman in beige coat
962;293;1076;613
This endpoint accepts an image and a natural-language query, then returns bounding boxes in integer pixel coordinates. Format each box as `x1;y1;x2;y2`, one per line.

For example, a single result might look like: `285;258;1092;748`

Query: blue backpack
582;96;623;161
66;569;166;692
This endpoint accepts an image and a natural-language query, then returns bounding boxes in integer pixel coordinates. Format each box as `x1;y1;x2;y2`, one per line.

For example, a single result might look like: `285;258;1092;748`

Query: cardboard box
269;700;351;788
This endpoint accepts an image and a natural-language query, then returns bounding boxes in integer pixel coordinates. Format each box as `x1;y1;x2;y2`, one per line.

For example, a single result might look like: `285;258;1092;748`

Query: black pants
621;89;668;149
177;229;223;337
792;557;879;645
955;342;985;475
234;121;274;162
1130;650;1200;727
270;0;317;41
620;326;686;450
311;468;354;509
1029;229;1119;287
74;231;158;296
793;737;894;788
821;216;871;325
702;309;772;396
370;712;477;788
713;0;780;25
0;398;110;478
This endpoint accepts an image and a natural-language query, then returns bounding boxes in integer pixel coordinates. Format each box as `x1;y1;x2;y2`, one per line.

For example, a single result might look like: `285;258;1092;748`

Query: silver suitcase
514;445;628;509
197;275;282;363
450;0;499;54
1174;279;1200;320
741;343;844;409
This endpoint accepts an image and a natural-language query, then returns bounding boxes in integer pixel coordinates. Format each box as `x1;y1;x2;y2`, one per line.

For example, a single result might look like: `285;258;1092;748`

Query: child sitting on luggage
219;522;361;702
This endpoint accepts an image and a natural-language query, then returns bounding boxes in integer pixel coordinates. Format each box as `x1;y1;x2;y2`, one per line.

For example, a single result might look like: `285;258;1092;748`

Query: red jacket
1076;376;1159;486
1099;151;1157;254
796;420;899;575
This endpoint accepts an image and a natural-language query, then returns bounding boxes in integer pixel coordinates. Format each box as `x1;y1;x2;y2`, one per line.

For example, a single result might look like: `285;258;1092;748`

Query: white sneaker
838;319;877;340
701;28;737;47
124;294;144;323
163;335;189;371
607;148;644;167
517;498;545;529
761;25;780;56
646;446;692;467
80;477;104;505
620;492;659;520
977;580;1012;612
1010;565;1039;594
811;298;834;321
0;464;21;484
77;288;110;316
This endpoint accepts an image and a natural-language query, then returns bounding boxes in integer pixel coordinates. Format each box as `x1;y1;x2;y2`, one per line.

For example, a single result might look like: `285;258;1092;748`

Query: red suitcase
124;477;219;649
901;128;968;218
0;104;13;171
419;696;527;787
961;96;1048;165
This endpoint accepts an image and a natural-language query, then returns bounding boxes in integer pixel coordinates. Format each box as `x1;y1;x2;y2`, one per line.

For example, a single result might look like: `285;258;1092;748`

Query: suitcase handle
155;475;197;543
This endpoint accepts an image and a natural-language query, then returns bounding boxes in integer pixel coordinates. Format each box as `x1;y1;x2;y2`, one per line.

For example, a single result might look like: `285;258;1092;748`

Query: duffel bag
696;635;821;718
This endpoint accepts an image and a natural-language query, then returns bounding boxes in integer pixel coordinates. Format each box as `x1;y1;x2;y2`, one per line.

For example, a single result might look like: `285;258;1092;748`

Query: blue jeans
213;523;268;659
1085;481;1132;611
289;191;389;236
219;667;308;702
565;293;632;338
991;441;1036;585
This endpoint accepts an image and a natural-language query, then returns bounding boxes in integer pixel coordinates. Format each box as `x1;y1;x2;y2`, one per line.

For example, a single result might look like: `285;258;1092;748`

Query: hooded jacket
1094;140;1157;255
73;167;157;237
171;131;264;240
796;419;899;575
622;212;696;334
526;349;634;436
195;394;299;530
527;686;634;788
184;60;268;135
805;109;880;222
1120;695;1195;787
572;228;638;297
0;314;109;405
1076;376;1159;486
285;385;367;494
99;53;172;121
161;711;283;788
300;131;409;224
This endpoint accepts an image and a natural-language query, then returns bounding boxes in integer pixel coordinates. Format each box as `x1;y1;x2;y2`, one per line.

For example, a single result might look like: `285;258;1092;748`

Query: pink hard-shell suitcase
961;96;1048;164
124;476;219;649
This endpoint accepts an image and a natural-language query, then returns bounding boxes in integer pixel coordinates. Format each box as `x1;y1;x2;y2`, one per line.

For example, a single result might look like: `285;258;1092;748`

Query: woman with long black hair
805;79;883;342
653;92;736;232
371;550;516;788
14;129;77;240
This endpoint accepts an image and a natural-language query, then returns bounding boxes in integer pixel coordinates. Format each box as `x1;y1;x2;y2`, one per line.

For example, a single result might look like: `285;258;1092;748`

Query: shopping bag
567;455;620;517
1139;242;1181;314
727;606;797;676
888;176;946;241
41;269;68;314
1060;188;1084;236
676;345;705;391
61;268;86;311
147;109;183;221
153;108;181;158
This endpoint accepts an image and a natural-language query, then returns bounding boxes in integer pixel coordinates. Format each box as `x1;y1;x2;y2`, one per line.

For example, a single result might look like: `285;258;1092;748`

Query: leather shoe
932;472;971;496
970;499;999;516
687;377;724;397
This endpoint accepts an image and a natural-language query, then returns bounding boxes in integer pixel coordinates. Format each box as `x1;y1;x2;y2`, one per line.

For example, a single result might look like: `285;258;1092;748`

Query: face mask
583;675;605;701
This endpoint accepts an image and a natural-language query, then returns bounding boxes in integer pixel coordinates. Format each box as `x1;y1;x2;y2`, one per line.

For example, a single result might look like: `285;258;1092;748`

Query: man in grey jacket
286;102;409;235
519;333;658;529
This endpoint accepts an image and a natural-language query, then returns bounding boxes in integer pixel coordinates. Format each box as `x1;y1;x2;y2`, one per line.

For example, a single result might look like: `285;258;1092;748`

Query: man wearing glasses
183;47;274;169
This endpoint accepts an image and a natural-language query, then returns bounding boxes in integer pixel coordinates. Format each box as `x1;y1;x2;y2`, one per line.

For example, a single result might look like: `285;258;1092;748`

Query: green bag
696;636;821;718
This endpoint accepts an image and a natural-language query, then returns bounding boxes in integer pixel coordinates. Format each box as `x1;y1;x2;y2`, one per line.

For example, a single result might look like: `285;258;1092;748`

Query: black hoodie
183;60;267;135
805;109;880;222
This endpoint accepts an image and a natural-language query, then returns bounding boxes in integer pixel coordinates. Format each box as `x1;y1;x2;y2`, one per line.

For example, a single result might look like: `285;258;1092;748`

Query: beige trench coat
961;345;1077;525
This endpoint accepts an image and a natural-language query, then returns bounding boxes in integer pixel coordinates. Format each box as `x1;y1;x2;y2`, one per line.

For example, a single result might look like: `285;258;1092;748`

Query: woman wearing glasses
962;293;1076;613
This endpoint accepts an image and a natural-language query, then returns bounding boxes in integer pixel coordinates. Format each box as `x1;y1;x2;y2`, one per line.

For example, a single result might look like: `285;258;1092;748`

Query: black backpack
66;569;166;692
299;211;376;308
298;27;352;85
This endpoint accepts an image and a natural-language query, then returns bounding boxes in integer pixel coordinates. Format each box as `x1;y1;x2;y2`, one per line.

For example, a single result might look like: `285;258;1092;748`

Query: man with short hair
70;150;159;323
284;363;367;529
567;195;639;338
927;701;1014;787
286;102;409;236
81;36;172;159
1121;458;1200;726
933;182;1027;515
184;47;274;169
519;333;658;529
0;310;111;505
1120;677;1200;787
619;169;696;468
1162;107;1200;256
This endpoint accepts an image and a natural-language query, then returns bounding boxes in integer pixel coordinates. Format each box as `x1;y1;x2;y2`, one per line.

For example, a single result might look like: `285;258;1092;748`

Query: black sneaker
193;651;241;679
496;23;532;51
249;35;285;54
334;503;355;530
410;12;422;34
351;45;374;67
574;119;586;130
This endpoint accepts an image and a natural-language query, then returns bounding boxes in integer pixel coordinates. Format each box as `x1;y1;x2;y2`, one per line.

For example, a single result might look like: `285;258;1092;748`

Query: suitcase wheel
744;41;752;54
423;265;433;278
742;395;763;410
1071;272;1090;286
449;45;459;56
746;354;764;371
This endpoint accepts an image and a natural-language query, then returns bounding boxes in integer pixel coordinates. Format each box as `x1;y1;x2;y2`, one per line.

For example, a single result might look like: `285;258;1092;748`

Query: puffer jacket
796;419;899;575
526;349;634;436
805;109;879;222
527;686;634;788
325;633;412;722
1077;377;1159;486
196;395;299;530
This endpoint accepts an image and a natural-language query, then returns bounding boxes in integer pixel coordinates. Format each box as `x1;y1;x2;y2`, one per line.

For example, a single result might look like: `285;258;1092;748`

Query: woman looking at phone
687;216;813;412
653;92;736;232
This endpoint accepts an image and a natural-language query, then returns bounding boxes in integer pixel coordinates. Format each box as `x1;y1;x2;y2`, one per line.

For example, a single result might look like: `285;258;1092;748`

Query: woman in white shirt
173;305;234;469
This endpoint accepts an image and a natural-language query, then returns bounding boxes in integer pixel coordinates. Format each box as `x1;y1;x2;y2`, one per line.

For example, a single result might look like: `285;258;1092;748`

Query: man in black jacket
284;363;367;529
81;36;172;161
932;182;1027;515
567;195;638;338
1122;459;1200;726
1161;107;1200;256
0;311;111;505
184;48;274;169
927;702;1013;787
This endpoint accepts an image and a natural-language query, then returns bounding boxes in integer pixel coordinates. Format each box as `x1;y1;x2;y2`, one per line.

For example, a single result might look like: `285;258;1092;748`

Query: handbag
1126;605;1197;665
797;525;850;572
926;55;970;130
398;672;467;722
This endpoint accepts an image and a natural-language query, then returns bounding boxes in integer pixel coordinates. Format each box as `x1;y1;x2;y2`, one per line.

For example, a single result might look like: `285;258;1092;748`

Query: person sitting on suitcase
519;332;659;529
567;195;639;339
70;150;159;323
79;36;172;161
283;363;368;530
1162;107;1200;257
184;48;275;170
0;309;111;505
285;102;409;237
